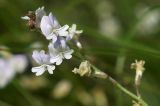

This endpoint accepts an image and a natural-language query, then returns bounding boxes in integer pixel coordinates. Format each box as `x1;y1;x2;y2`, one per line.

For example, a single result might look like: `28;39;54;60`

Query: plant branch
91;64;148;106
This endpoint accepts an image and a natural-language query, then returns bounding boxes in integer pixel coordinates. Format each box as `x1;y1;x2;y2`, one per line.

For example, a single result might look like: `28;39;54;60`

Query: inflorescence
22;6;83;76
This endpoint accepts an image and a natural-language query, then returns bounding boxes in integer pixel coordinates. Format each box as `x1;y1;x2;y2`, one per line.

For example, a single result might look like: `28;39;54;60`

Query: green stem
91;64;148;106
108;77;147;106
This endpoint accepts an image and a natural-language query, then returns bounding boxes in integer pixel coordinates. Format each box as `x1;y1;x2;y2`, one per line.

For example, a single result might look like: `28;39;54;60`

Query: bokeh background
0;0;160;106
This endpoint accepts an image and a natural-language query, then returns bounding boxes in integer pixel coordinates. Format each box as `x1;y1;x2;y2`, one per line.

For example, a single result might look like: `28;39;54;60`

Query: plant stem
91;64;148;106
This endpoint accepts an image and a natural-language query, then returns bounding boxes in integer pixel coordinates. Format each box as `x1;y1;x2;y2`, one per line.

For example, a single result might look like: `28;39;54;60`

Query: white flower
68;24;83;40
0;59;15;88
48;37;74;65
32;50;55;76
131;60;145;86
40;12;69;42
67;24;83;48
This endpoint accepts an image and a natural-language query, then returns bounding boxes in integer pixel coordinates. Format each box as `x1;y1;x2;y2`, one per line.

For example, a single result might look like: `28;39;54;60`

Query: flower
67;24;83;48
9;55;28;73
0;58;15;88
0;50;28;88
40;13;69;42
48;37;74;65
131;60;145;86
68;24;83;40
32;50;55;76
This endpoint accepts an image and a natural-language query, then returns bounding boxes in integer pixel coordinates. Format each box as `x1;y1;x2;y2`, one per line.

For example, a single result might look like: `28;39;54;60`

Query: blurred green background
0;0;160;106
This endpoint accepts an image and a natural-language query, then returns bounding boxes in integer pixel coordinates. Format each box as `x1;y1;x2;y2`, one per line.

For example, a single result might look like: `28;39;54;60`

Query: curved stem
91;64;148;106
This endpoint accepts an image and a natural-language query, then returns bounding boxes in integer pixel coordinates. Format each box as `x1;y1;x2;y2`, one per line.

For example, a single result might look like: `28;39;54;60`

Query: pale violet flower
0;59;15;88
9;55;28;73
48;37;74;65
0;53;28;88
32;50;55;76
40;12;69;42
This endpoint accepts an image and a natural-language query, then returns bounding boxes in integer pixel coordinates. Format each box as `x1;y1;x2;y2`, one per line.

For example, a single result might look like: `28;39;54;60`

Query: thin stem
135;84;141;98
91;64;148;106
135;76;142;98
72;43;148;106
108;77;147;106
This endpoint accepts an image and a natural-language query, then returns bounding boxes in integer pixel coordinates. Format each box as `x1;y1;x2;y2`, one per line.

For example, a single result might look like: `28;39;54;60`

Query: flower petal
50;55;63;65
64;49;74;59
60;39;67;49
56;58;63;65
32;50;42;64
51;34;58;43
57;25;69;37
21;16;30;20
32;50;50;65
48;12;60;28
40;16;53;37
32;65;46;76
64;54;72;59
47;65;55;74
48;43;59;57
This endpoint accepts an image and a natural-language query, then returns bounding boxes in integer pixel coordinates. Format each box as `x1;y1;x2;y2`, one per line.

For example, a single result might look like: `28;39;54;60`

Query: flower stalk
73;61;148;106
91;64;148;106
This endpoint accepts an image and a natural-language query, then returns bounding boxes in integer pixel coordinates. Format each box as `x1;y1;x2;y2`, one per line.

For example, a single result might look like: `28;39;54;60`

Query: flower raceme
22;6;83;76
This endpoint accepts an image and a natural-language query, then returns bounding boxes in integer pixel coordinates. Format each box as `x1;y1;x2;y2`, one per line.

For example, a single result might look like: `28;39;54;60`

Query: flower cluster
22;6;83;76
